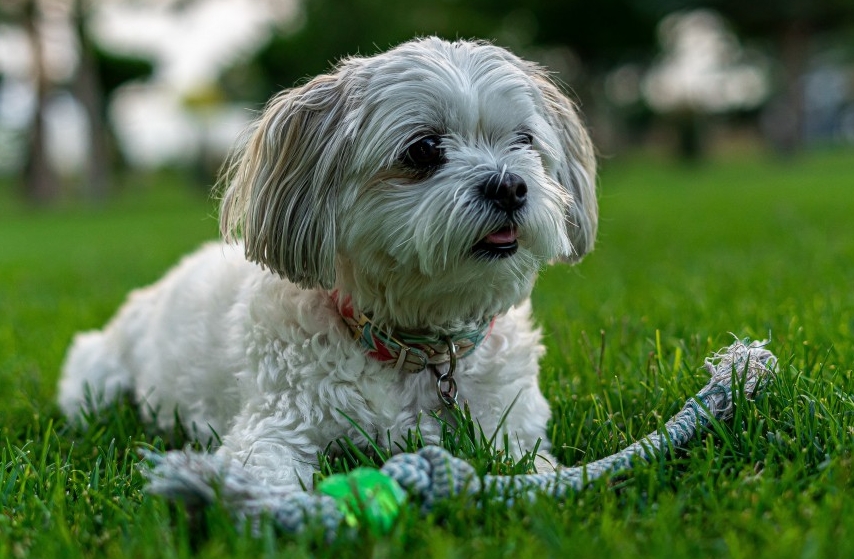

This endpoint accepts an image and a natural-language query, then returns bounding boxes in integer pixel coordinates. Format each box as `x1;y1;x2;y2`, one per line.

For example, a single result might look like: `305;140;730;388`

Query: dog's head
220;37;597;330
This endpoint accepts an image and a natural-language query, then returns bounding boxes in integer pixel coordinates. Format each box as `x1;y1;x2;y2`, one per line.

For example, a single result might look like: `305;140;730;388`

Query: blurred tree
71;0;110;201
0;0;152;204
222;0;503;103
697;0;854;151
640;10;772;160
70;0;154;202
525;0;663;69
7;0;61;204
220;0;664;106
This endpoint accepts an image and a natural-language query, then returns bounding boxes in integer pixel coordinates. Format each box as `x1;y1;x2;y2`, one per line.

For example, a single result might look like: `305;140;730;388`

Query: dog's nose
482;173;527;212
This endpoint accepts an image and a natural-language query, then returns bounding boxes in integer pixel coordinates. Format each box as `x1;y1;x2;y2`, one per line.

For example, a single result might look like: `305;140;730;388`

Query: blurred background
1;0;853;204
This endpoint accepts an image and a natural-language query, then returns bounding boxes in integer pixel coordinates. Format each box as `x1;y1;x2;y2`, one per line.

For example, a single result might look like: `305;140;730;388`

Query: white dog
58;37;597;491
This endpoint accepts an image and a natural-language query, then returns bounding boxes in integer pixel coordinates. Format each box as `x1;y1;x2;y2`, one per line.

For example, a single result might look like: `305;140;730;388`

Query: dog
58;37;597;491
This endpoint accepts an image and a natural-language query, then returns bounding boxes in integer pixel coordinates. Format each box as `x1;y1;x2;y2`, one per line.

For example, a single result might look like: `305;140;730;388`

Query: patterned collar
331;291;494;374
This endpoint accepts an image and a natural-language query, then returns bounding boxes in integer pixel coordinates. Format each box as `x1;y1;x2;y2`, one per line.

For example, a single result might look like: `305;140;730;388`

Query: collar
331;291;494;374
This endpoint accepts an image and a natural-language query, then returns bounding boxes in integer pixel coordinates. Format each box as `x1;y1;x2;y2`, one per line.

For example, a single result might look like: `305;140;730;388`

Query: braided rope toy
143;339;776;537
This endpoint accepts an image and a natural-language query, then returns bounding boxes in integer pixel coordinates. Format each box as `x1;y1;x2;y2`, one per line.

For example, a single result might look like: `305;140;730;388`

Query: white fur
58;37;597;491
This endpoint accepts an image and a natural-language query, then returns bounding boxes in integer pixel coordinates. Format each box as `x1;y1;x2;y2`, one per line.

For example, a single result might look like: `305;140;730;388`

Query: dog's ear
534;76;598;263
219;74;349;288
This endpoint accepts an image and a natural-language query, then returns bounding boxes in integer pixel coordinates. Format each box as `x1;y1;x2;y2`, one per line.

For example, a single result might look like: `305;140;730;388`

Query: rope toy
142;339;776;537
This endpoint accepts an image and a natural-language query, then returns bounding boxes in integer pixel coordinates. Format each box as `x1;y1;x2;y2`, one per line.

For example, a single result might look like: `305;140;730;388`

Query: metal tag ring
437;374;458;407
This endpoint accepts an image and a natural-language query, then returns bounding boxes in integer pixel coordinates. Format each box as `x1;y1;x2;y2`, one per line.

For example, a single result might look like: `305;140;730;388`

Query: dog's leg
216;410;322;492
478;377;558;474
58;330;134;419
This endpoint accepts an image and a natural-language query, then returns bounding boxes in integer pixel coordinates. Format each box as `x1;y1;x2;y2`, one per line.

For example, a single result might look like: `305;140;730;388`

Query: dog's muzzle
472;173;526;259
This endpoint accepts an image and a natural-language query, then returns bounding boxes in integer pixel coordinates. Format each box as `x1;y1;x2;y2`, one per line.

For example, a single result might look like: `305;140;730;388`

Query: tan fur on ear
219;74;350;288
535;76;598;263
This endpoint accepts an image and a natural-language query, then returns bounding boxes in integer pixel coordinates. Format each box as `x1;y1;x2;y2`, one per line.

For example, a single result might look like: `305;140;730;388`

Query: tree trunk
72;0;111;202
22;0;60;204
778;20;809;152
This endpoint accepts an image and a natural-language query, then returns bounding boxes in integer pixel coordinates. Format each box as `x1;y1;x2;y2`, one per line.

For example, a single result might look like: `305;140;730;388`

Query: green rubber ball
317;468;408;535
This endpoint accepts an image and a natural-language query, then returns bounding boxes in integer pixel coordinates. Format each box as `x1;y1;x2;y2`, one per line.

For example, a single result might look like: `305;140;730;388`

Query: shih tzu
58;37;598;491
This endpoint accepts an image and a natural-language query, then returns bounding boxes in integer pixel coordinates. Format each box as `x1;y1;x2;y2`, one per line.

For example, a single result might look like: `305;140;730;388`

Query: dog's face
220;38;597;330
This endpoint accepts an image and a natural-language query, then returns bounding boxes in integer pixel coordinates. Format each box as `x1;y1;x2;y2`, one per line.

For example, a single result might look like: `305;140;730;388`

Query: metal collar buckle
395;343;428;373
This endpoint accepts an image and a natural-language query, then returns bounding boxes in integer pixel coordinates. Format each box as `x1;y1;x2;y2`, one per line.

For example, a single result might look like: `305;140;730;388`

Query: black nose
481;173;528;212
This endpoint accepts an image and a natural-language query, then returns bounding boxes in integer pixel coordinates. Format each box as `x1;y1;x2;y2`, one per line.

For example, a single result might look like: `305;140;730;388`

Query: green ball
317;468;408;535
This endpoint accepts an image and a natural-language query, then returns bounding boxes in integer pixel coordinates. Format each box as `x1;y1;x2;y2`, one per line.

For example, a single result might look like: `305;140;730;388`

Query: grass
2;149;854;558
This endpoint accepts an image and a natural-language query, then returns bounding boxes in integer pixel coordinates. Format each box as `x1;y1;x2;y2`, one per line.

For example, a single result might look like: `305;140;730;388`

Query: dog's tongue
485;227;518;245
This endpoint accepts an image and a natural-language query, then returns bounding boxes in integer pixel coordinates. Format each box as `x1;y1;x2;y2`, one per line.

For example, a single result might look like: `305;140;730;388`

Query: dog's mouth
472;226;519;259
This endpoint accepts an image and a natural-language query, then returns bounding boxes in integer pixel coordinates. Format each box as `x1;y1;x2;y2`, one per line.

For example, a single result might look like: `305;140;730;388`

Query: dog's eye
512;132;534;149
405;136;444;168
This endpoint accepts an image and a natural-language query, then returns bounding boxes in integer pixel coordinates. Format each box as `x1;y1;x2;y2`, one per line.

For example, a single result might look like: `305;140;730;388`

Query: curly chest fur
235;296;548;456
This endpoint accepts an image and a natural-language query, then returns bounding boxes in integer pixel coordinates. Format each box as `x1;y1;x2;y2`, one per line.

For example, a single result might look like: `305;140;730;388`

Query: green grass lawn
2;150;854;558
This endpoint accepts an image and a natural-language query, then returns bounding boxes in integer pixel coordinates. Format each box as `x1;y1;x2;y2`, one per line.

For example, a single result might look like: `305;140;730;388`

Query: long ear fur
219;73;349;288
535;76;598;263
